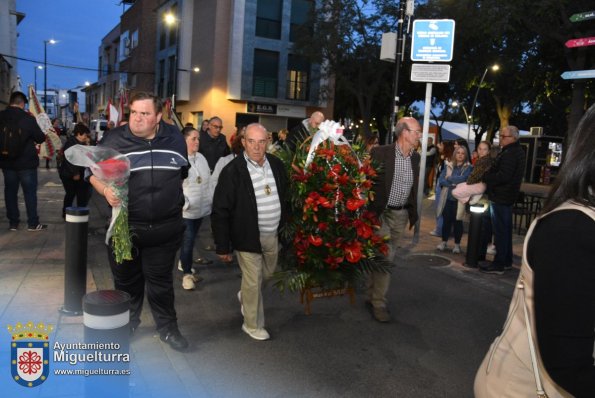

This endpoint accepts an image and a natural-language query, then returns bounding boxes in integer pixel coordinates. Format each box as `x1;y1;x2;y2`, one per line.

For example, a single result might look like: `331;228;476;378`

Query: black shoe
28;224;48;231
160;328;188;351
479;264;505;275
462;262;478;269
9;224;18;231
503;265;513;271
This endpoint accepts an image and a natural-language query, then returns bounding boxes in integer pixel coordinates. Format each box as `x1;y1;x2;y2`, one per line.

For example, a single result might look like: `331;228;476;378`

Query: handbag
473;201;595;398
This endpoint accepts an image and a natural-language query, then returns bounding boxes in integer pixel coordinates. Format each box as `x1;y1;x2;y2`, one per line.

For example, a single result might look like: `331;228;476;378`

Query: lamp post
34;65;43;93
43;39;56;111
469;64;499;142
451;100;471;143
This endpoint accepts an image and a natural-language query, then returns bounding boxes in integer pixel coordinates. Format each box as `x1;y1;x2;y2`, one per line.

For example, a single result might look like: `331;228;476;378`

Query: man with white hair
212;123;288;340
285;111;325;150
480;125;526;275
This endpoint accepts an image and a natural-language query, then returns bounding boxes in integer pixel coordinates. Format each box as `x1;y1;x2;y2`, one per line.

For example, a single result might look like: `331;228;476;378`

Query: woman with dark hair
475;104;595;397
430;140;455;236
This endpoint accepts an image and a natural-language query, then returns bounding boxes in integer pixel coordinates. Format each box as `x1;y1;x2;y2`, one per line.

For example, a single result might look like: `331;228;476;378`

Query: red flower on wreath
308;234;323;246
346;197;366;211
344;241;363;263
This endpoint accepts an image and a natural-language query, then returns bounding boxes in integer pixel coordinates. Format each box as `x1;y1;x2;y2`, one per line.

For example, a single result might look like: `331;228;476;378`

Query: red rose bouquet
276;121;390;292
65;145;132;263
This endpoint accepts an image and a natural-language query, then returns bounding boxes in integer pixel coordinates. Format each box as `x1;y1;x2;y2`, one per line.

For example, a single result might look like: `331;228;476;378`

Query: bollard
465;203;487;267
60;207;89;315
83;290;131;397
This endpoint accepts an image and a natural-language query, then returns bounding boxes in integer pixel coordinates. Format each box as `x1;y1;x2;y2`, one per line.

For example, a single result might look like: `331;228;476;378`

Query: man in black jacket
89;92;190;351
480;125;526;275
285;111;324;151
0;91;47;231
212;123;288;341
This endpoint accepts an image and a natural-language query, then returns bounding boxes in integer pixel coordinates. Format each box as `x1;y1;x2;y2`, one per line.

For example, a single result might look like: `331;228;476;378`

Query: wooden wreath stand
300;285;356;315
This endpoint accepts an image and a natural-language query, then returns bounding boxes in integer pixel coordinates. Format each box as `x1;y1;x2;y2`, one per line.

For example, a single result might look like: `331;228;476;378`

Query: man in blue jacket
480;125;526;275
212;123;288;341
89;92;190;351
0;91;47;231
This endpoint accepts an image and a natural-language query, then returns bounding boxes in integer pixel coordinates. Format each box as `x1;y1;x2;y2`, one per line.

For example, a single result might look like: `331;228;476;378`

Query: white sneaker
452;244;462;254
182;274;195;290
237;291;244;316
178;260;196;274
487;244;497;255
241;324;270;341
436;241;447;251
429;230;440;237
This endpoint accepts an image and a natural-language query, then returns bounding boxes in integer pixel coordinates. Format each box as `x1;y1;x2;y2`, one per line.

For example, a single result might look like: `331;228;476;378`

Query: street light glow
84;81;91;86
193;66;200;73
164;12;177;25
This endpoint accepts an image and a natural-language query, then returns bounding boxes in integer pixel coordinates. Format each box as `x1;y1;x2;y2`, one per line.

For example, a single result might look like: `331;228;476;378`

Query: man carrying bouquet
88;92;190;351
212;123;288;341
368;117;422;322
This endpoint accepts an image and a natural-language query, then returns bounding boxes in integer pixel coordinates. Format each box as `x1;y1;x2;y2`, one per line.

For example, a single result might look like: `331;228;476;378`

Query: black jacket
211;153;288;254
369;144;420;227
97;121;189;225
199;130;230;172
483;140;526;205
59;136;86;179
285;119;310;151
0;106;45;170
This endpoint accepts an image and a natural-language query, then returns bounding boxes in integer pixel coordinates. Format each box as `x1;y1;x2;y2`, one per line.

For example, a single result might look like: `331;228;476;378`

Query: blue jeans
3;168;39;227
490;202;513;267
180;218;203;274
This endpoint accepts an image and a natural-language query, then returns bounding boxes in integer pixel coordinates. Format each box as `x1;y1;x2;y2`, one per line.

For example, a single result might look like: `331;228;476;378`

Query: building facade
156;0;332;134
0;0;25;107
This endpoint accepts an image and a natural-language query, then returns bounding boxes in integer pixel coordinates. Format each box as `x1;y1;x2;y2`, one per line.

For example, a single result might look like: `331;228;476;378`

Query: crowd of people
1;90;593;396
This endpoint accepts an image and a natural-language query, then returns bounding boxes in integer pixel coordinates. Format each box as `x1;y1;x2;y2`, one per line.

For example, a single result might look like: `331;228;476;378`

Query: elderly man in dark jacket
480;125;526;274
368;117;421;322
212;123;288;341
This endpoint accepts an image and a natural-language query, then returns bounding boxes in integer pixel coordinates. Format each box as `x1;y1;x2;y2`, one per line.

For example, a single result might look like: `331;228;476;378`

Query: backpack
0;111;27;160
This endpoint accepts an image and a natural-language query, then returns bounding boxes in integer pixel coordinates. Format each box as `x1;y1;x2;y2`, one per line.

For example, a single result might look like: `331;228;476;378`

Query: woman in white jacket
179;127;212;290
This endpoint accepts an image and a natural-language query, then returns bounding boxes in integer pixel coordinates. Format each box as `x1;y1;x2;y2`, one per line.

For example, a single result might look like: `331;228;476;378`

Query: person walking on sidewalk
88;92;190;351
212;123;288;341
436;146;473;254
0;91;47;231
178;126;212;290
480;125;525;275
368;117;421;322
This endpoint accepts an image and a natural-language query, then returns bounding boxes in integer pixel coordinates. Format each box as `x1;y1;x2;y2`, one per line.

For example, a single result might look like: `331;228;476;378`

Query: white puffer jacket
183;152;212;219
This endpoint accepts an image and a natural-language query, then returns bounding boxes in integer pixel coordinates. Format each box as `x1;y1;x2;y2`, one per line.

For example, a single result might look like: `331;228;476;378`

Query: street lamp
43;39;56;111
33;65;43;92
451;100;471;143
469;64;499;141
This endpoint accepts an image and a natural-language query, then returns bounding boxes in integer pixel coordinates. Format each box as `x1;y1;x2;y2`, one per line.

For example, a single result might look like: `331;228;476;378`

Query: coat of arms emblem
8;321;53;387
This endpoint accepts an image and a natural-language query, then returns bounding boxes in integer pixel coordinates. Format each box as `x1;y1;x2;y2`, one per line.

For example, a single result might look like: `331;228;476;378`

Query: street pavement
0;167;526;397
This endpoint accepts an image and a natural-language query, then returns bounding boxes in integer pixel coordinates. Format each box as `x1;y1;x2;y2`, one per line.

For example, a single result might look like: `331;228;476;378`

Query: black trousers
60;176;92;215
107;217;184;332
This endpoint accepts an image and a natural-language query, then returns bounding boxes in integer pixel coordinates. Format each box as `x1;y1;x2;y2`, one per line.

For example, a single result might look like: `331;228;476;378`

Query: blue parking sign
411;19;456;62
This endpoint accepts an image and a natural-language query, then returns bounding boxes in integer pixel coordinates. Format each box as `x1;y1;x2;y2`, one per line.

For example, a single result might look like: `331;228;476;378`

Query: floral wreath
275;120;391;292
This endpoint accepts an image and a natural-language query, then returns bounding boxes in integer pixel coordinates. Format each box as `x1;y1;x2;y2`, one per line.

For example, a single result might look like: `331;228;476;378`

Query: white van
91;119;108;142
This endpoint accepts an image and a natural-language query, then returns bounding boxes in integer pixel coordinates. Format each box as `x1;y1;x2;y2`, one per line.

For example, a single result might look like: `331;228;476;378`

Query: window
253;49;279;98
98;56;103;77
256;0;282;40
167;56;176;97
158;60;165;97
286;54;309;100
131;30;139;49
290;0;313;42
159;25;166;50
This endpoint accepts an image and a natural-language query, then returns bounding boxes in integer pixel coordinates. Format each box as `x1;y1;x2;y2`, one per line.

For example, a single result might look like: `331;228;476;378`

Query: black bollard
60;207;89;315
83;290;131;396
465;203;487;267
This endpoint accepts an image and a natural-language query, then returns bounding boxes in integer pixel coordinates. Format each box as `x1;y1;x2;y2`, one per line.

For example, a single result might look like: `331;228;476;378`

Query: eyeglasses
500;135;513;139
210;124;223;130
406;127;422;134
